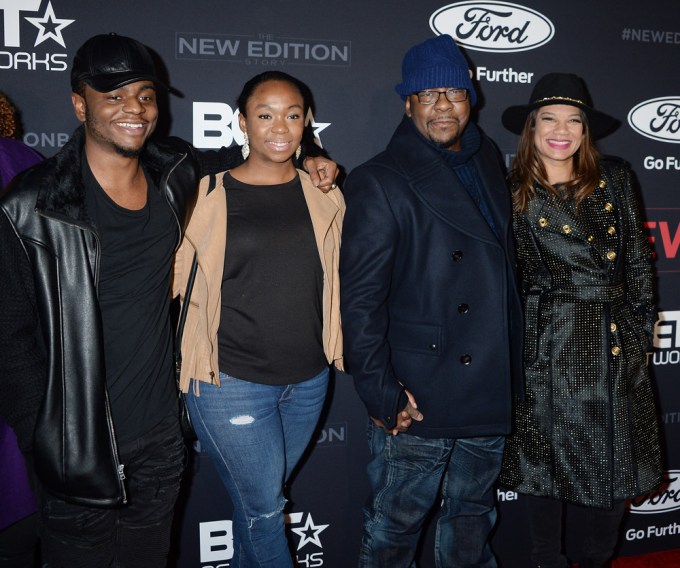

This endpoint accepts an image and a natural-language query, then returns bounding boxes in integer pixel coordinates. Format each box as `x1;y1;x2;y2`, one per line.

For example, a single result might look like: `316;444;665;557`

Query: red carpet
568;550;680;567
612;549;680;567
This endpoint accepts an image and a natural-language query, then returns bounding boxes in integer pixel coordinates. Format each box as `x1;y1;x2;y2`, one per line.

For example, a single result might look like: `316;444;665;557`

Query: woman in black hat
499;73;663;568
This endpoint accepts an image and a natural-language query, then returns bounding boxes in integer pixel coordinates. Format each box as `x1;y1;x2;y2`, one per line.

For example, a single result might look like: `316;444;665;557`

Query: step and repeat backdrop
2;0;680;565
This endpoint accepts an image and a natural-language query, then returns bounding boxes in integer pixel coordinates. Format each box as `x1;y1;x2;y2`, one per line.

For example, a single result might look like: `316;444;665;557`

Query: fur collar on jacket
29;126;191;221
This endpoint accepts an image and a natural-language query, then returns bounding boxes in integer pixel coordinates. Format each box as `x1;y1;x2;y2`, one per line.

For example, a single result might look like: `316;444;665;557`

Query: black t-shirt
217;173;326;384
83;158;177;442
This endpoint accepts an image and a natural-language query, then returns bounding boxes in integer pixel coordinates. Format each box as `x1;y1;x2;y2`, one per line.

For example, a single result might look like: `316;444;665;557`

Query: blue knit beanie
395;34;477;106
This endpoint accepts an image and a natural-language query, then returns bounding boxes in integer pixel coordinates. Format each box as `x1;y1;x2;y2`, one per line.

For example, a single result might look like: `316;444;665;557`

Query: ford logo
430;1;554;53
629;471;680;514
628;98;680;144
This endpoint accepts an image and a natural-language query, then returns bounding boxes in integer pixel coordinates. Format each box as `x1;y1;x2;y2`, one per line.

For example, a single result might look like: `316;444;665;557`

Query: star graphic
25;2;74;48
291;513;329;550
305;108;330;148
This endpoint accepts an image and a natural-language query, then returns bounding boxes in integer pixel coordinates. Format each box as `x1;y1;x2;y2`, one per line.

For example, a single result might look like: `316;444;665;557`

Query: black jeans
527;496;625;568
38;414;185;568
0;514;38;567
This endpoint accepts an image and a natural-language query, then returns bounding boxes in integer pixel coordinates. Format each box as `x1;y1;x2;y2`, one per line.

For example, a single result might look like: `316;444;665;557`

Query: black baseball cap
71;33;167;93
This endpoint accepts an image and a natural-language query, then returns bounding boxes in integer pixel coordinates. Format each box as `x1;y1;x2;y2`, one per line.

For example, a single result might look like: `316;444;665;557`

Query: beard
85;106;146;158
426;117;465;151
114;145;144;158
432;132;463;149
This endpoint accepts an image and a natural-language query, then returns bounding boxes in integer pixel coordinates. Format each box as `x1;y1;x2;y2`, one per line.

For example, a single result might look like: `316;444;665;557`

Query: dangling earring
295;145;302;160
241;133;250;160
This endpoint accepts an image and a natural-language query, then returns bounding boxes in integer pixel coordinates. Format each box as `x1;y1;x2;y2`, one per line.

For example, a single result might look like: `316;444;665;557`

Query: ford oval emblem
628;98;680;144
629;471;680;514
430;1;555;53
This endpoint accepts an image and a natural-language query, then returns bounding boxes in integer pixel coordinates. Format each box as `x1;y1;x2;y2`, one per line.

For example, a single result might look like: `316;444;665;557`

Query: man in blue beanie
340;34;523;566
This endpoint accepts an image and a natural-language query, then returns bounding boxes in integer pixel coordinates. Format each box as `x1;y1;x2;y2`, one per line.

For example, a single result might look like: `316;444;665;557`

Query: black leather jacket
0;126;200;507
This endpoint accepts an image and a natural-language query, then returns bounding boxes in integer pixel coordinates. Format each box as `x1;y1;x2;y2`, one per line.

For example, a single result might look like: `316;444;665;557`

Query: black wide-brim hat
502;73;618;138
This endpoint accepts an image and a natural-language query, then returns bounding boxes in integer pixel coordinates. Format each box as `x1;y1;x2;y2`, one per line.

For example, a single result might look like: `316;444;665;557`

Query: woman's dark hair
237;71;310;117
509;108;601;213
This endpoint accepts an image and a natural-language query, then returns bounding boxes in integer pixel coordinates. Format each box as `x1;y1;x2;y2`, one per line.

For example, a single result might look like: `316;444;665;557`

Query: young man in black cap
0;33;336;567
340;34;523;566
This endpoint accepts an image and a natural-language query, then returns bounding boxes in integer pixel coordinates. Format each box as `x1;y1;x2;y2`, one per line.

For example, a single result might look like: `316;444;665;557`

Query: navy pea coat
340;117;523;438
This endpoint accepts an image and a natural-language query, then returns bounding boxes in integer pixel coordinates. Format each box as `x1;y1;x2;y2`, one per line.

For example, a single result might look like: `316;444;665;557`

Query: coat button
451;250;464;262
460;354;472;365
562;224;572;234
606;251;617;261
604;202;613;212
599;180;607;189
610;322;617;332
538;217;548;227
608;226;616;236
611;346;621;356
458;303;469;314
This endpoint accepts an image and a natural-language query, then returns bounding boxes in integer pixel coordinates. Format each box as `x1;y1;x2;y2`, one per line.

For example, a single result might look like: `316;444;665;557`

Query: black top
217;173;326;384
84;157;177;442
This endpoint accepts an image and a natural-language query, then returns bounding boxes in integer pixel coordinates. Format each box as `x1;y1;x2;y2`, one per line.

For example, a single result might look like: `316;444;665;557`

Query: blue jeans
188;367;329;568
359;421;504;568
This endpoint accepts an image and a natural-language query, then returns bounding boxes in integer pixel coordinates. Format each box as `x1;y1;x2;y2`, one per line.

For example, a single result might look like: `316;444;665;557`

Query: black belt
527;283;625;302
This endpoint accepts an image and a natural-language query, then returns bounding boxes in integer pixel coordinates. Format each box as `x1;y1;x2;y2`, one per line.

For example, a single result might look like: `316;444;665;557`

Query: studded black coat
500;159;663;509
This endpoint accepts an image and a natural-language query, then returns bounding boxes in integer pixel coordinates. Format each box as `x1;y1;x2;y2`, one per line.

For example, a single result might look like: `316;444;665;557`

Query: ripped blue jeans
188;367;329;568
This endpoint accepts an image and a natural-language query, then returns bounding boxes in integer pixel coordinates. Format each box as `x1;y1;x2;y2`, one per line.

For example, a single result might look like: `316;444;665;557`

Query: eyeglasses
414;88;468;105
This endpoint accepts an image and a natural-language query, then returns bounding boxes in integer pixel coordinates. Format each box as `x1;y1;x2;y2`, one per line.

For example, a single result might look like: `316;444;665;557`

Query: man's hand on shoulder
303;156;339;193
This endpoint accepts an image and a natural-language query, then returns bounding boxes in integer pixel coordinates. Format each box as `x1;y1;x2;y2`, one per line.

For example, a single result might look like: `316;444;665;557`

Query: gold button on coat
606;251;617;261
608;226;616;236
604;202;613;212
610;322;617;332
538;217;548;227
611;346;621;356
599;180;607;189
562;225;572;234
